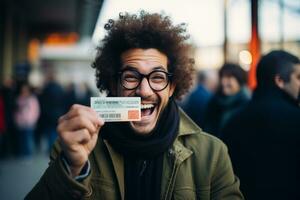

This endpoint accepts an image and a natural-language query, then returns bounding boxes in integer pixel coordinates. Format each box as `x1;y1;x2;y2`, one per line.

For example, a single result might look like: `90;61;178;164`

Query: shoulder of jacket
178;108;226;152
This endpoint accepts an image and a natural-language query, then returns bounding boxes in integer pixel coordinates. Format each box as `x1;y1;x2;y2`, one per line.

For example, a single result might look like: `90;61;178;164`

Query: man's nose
136;78;154;97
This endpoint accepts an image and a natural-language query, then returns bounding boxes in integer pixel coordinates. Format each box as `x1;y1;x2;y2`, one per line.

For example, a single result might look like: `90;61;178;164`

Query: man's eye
152;76;165;80
124;76;139;82
151;76;166;83
151;71;167;79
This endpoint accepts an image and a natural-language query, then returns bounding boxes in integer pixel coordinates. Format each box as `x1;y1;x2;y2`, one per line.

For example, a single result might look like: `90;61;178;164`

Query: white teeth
141;104;154;109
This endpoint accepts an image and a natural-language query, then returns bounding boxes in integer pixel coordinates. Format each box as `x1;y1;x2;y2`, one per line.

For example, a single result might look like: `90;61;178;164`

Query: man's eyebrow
153;66;166;71
122;65;137;71
122;65;167;71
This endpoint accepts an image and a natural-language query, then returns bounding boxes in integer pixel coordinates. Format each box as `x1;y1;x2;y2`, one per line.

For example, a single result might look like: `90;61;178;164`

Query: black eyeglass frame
118;69;173;91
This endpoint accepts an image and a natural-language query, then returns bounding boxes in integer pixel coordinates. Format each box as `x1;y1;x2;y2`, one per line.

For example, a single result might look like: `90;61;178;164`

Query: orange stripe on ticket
128;110;140;120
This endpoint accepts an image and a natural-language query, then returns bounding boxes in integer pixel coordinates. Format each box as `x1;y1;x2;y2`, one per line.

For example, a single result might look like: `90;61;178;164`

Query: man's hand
57;104;104;177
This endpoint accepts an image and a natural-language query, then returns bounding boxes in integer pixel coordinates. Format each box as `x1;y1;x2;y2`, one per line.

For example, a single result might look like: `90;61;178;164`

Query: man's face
282;64;300;101
118;48;175;135
221;75;241;96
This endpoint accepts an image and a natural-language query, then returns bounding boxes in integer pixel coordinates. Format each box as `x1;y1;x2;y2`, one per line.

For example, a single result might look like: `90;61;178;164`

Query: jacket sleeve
210;142;244;200
25;142;93;200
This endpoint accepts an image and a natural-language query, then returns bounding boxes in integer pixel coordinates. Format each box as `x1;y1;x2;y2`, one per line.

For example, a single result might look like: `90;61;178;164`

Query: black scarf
101;98;179;200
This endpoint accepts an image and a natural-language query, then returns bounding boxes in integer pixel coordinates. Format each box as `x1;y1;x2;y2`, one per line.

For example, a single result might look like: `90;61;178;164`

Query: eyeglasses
118;69;173;91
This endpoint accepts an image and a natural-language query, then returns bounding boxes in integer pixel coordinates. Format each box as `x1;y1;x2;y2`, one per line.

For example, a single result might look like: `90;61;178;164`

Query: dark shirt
222;87;300;200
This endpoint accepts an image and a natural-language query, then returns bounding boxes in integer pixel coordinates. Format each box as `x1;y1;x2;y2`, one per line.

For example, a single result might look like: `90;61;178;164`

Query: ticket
90;97;141;122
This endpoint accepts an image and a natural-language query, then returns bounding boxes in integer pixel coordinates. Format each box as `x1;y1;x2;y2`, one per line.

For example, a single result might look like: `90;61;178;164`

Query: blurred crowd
0;73;94;159
181;50;300;199
181;63;251;137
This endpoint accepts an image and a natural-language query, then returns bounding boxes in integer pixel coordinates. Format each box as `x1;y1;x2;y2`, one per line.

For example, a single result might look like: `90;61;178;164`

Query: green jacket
26;110;244;200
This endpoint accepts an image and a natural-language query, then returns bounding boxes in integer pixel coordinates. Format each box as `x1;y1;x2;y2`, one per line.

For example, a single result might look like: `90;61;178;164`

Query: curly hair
91;11;195;99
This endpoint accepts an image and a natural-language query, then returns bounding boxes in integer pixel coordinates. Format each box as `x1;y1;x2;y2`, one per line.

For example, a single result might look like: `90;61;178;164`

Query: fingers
57;104;105;148
58;104;104;133
58;115;98;134
59;128;92;149
59;104;104;126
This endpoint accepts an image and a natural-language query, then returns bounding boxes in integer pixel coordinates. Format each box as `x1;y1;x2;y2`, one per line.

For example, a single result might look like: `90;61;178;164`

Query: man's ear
274;75;284;89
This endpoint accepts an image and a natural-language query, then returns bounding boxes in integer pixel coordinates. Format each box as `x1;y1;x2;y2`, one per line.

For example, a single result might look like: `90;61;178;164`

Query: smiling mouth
141;104;156;117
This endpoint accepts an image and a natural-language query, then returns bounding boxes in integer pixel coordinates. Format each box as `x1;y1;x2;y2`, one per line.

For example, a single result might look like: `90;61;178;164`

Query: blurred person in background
203;63;250;138
181;70;214;127
14;83;40;157
222;50;300;200
1;78;18;156
39;70;65;153
0;86;6;158
75;82;93;106
64;82;93;111
64;82;77;112
34;87;46;152
26;11;243;200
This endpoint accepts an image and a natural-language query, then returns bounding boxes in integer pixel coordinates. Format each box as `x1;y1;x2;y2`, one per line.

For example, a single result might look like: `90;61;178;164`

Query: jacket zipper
163;151;181;200
139;160;147;176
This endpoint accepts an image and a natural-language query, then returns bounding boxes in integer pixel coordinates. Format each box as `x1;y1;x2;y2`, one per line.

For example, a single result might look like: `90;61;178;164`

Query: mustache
127;91;157;102
123;90;160;103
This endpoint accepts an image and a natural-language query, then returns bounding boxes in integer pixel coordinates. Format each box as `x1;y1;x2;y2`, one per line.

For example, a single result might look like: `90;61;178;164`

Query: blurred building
0;0;299;91
0;0;103;92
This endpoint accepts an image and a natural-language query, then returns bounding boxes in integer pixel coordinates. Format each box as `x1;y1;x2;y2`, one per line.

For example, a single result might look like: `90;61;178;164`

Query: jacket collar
169;108;196;162
178;107;201;137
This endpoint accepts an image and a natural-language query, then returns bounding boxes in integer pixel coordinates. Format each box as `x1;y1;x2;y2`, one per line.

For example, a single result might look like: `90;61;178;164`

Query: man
26;11;243;200
222;50;300;200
